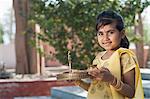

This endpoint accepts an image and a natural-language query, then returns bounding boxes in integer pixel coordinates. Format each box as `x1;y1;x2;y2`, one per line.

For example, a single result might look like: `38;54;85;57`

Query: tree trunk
134;12;144;68
13;0;40;74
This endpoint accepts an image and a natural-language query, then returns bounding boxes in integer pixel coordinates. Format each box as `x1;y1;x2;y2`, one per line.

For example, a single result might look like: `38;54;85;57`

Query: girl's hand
88;67;114;83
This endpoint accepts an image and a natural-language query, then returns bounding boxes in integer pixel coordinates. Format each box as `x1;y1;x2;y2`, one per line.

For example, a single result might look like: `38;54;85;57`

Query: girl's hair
96;10;129;49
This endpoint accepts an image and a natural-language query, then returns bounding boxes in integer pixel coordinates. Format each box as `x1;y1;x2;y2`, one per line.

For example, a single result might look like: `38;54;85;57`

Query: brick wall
0;80;74;99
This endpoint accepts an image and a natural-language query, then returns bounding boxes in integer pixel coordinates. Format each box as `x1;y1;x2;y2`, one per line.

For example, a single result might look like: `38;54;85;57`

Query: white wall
0;42;16;69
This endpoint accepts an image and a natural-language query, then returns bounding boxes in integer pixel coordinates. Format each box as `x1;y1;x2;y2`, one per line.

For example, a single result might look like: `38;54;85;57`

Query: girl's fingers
99;67;110;74
89;67;109;78
100;67;110;71
89;68;101;78
90;65;97;68
88;67;112;82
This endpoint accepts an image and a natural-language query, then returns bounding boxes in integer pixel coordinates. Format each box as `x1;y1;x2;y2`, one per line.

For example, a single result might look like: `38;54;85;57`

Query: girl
75;10;144;99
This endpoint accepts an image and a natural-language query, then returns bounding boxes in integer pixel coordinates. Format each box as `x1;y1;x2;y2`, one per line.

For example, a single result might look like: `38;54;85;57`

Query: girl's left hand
88;67;114;83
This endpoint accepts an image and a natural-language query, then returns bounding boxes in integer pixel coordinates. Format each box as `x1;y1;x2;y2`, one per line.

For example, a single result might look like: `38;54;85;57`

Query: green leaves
29;0;150;69
0;23;4;44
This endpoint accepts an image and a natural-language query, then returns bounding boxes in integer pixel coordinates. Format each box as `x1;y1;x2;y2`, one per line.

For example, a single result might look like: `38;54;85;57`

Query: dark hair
96;10;129;49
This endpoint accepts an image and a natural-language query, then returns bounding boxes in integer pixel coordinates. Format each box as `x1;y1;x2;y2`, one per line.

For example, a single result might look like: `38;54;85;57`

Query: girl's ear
121;29;125;39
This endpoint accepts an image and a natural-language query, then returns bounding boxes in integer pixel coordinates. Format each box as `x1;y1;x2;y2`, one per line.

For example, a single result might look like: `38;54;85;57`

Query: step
14;96;53;99
142;80;150;98
51;86;87;99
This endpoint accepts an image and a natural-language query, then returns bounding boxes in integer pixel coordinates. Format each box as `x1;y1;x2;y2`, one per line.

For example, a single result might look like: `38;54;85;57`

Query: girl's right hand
88;66;114;84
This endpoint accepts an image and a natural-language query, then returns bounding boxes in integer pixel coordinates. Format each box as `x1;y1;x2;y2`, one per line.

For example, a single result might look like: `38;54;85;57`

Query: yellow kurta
87;48;144;99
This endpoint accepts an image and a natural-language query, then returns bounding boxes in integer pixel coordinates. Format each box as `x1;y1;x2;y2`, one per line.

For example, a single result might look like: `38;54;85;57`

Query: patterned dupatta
107;48;144;99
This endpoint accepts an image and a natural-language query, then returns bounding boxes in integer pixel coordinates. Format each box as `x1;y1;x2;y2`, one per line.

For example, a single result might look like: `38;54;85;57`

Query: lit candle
68;51;71;72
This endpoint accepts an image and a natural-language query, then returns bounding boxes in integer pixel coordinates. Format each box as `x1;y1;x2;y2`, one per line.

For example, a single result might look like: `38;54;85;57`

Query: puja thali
56;70;90;80
56;51;91;80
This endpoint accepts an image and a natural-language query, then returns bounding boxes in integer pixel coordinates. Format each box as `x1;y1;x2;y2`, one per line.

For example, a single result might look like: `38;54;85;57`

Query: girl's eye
108;31;114;35
97;32;103;36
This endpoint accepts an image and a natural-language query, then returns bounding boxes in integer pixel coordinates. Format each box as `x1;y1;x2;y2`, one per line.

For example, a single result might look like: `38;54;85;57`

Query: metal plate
56;71;90;80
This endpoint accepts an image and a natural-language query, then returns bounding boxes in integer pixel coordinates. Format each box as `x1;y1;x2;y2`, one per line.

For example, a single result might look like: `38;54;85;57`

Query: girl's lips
103;42;112;45
102;42;112;47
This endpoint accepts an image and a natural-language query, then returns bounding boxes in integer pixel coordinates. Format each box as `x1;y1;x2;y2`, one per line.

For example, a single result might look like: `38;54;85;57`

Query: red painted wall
0;80;74;99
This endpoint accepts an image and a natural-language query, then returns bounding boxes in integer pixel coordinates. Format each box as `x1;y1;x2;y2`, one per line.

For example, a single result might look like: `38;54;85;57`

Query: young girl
75;10;144;99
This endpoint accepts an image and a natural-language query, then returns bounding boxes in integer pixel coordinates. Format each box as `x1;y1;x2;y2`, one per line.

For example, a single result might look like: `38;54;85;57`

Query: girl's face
97;22;124;51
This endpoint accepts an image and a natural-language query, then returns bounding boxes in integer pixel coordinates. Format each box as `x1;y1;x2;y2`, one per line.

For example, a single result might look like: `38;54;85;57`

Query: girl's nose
103;34;109;40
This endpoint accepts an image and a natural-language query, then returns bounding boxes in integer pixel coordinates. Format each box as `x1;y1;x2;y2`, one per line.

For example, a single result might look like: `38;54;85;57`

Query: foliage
0;23;4;44
29;0;150;69
143;23;150;45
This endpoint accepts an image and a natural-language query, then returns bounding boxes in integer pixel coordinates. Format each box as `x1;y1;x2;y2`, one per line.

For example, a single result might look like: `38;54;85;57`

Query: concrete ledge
51;86;87;99
14;96;52;99
142;80;150;98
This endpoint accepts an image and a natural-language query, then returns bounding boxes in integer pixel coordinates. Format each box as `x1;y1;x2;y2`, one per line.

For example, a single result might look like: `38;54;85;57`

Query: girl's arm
89;66;135;98
111;69;135;98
